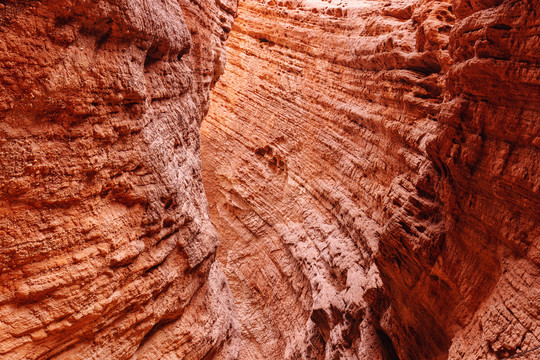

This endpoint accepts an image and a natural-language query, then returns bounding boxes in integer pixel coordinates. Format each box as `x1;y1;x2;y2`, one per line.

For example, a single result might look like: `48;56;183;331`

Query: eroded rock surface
0;0;239;359
201;0;539;359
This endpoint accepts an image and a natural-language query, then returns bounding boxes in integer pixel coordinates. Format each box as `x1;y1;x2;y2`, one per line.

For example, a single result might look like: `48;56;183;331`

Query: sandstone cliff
0;0;239;359
201;0;539;359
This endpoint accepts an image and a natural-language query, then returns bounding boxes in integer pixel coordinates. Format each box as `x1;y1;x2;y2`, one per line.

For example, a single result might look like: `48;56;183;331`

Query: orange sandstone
0;0;239;359
201;0;539;359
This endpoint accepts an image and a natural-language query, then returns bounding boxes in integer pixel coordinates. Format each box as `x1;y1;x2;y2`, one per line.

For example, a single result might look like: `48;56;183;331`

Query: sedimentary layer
0;0;239;359
201;0;539;359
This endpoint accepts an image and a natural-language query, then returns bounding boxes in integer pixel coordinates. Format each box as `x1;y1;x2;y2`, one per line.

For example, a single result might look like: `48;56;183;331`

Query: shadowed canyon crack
0;0;538;359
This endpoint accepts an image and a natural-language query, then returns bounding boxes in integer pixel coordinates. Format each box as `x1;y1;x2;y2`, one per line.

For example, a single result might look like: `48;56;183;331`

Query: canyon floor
1;0;539;359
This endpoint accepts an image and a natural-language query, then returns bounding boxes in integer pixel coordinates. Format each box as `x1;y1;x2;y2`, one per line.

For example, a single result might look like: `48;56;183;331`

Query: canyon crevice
0;0;538;359
201;0;539;359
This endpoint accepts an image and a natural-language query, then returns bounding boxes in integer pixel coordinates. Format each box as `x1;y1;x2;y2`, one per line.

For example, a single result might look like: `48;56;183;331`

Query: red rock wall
201;0;539;359
0;0;239;359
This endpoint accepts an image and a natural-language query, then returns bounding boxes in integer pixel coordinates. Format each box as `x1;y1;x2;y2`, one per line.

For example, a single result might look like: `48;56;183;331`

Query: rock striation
0;0;239;359
201;0;539;359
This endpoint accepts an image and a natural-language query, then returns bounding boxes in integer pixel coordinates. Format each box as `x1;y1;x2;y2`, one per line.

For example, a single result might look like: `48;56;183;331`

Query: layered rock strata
0;0;239;359
201;0;539;359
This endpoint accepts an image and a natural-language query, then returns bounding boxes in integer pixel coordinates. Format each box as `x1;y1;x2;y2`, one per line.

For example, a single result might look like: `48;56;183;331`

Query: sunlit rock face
201;0;539;359
0;0;240;359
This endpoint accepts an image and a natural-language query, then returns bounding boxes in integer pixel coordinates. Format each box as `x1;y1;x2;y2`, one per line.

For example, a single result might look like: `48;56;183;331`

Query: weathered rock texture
201;0;539;359
0;0;239;359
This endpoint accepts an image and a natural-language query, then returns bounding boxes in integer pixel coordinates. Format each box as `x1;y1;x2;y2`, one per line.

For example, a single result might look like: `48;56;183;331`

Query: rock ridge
201;0;539;359
0;0;239;359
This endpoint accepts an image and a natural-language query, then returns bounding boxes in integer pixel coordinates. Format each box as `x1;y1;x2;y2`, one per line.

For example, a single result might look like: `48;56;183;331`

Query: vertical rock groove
201;0;539;359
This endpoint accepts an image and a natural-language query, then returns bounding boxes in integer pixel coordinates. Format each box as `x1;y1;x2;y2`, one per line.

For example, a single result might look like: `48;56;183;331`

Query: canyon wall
0;0;239;359
201;0;539;359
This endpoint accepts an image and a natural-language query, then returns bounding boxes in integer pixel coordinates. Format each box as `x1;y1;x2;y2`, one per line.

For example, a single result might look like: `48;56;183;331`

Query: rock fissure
0;0;538;359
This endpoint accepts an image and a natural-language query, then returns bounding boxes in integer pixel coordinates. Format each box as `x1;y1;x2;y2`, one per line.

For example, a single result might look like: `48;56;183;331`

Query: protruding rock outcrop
0;1;239;359
201;0;539;359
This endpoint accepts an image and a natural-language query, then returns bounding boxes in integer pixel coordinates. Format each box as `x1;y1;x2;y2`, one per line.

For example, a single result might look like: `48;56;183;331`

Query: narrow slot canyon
0;0;538;360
